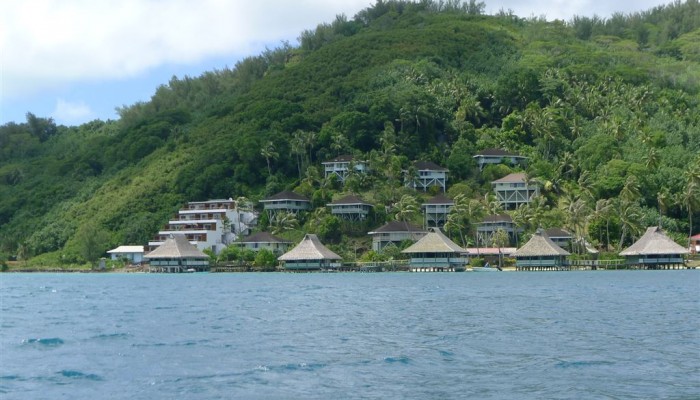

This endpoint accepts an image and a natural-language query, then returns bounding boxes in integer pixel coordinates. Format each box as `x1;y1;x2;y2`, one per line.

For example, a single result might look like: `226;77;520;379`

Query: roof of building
465;247;517;255
368;221;425;234
261;190;310;202
239;232;291;244
620;226;689;256
492;172;528;184
322;154;356;163
414;161;447;171
423;194;454;205
402;228;466;254
513;229;570;257
144;234;208;259
328;194;371;206
278;234;341;261
544;228;572;239
107;245;144;254
690;233;700;240
473;148;523;157
480;214;513;223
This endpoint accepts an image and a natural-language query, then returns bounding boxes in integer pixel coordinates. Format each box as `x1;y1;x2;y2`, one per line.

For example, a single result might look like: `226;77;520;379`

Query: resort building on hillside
513;229;570;271
259;190;311;218
544;228;573;251
321;155;368;184
473;148;527;171
690;233;700;254
327;195;372;222
145;234;210;273
422;194;453;228
402;228;468;271
476;214;522;247
368;221;427;252
620;226;688;269
147;199;257;254
492;173;539;209
405;161;448;192
234;232;292;255
278;234;342;270
107;245;144;264
465;247;517;266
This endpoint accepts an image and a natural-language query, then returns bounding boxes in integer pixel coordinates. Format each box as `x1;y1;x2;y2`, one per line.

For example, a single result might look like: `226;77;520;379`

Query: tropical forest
1;0;699;269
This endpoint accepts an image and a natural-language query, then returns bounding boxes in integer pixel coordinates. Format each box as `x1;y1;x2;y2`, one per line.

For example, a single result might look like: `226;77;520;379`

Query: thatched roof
239;232;291;244
368;221;425;234
278;234;341;261
145;234;208;259
513;229;570;257
620;226;689;256
423;194;453;205
492;172;527;184
402;228;466;254
261;190;309;202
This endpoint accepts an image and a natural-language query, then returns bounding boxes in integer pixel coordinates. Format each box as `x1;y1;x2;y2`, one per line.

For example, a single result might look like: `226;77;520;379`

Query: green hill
1;0;699;267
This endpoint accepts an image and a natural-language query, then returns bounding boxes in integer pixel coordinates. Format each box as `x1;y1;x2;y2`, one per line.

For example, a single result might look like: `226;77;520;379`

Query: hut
422;194;453;228
401;228;468;272
327;195;372;222
513;229;570;271
278;234;342;271
689;233;700;255
144;234;209;273
473;148;527;171
259;190;311;218
620;227;688;269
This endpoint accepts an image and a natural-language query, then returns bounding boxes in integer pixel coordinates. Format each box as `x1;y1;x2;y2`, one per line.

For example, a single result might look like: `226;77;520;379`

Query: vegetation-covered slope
1;0;699;266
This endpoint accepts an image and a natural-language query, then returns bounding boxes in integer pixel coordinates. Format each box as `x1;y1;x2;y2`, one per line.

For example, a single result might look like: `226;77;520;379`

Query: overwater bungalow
145;234;210;273
401;228;468;272
513;229;570;271
620;226;688;269
278;234;342;271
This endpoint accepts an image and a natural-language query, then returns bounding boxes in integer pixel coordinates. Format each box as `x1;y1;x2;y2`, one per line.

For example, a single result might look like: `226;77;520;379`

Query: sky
0;0;670;126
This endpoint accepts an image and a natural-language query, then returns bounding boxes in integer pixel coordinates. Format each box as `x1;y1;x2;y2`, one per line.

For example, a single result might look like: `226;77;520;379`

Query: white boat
471;262;501;272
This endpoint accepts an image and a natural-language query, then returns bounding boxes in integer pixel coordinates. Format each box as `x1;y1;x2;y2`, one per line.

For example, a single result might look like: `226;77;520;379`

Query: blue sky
1;0;668;126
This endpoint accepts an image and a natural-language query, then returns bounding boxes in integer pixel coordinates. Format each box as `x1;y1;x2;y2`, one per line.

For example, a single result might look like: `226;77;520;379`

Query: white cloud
0;0;668;102
51;98;93;124
0;0;369;98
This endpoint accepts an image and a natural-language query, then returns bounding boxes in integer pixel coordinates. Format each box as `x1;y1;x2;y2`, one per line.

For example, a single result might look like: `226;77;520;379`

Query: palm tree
681;158;700;244
590;198;612;250
234;196;251;239
260;141;278;177
617;200;642;251
394;194;419;241
291;131;305;179
270;211;298;236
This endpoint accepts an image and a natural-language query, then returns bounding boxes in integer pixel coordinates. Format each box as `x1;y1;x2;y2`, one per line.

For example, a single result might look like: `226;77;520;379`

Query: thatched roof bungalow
402;228;467;271
144;234;209;273
278;234;342;271
620;227;688;269
513;229;570;270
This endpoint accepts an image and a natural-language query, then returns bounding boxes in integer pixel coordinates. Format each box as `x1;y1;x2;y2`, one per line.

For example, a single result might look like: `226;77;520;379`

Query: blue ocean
1;271;698;399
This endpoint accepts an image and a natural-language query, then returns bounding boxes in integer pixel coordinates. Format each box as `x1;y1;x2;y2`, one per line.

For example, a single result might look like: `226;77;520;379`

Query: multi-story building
368;221;427;252
147;199;257;254
473;148;527;171
259;190;311;219
406;161;448;192
327;195;372;222
422;194;453;228
492;172;539;209
476;214;522;247
321;155;368;184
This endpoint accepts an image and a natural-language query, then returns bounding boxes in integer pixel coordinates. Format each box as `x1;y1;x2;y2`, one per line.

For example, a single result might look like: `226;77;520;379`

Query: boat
471;262;501;272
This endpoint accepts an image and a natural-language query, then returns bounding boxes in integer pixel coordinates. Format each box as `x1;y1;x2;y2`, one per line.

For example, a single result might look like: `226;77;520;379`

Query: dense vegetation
1;0;699;266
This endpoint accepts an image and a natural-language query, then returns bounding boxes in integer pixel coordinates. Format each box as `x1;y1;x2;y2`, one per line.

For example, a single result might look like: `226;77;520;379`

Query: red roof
691;233;700;240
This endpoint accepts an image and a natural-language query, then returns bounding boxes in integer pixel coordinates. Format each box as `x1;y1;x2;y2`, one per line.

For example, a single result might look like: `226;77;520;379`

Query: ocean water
1;271;698;399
